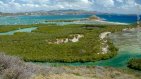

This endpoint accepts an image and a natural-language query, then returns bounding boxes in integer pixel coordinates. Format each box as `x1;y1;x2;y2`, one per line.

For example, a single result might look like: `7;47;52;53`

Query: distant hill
0;10;96;16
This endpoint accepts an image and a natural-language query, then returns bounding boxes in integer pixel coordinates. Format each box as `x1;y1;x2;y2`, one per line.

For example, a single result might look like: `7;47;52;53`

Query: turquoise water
0;14;141;67
0;27;37;35
0;15;91;25
37;52;141;67
93;51;141;67
37;30;141;67
0;14;140;25
1;25;141;68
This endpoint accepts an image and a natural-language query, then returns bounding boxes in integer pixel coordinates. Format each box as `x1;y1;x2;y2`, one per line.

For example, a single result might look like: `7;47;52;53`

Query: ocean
96;14;141;24
0;14;140;25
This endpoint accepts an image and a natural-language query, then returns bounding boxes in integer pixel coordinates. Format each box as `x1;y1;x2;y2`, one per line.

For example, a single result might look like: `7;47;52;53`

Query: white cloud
92;0;141;14
114;0;140;14
116;0;123;3
0;0;140;14
95;0;114;7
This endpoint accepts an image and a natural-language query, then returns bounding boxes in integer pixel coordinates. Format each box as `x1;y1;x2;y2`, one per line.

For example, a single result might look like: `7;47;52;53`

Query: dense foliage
0;24;132;62
128;58;141;70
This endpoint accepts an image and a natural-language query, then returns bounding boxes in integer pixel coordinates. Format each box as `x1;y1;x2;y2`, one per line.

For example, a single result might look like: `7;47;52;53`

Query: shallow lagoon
0;27;37;35
93;31;141;67
1;26;141;68
37;30;141;67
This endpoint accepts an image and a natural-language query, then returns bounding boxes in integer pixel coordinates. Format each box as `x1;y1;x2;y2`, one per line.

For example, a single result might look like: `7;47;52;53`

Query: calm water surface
0;14;140;25
0;27;37;35
36;30;141;67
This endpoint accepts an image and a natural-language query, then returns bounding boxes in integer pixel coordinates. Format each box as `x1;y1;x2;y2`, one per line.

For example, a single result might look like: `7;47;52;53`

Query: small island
45;15;102;23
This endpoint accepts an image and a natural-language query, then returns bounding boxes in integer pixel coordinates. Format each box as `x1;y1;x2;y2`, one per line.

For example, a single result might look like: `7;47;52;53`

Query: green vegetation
0;24;132;62
0;25;36;32
45;15;101;23
88;15;101;20
1;54;140;79
128;58;141;70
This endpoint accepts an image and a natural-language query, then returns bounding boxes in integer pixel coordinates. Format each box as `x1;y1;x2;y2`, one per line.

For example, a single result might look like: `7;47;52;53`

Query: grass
0;24;133;62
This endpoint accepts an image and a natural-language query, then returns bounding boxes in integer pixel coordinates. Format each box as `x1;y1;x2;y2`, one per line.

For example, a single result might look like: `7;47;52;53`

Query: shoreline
0;14;133;25
0;24;129;65
96;20;129;25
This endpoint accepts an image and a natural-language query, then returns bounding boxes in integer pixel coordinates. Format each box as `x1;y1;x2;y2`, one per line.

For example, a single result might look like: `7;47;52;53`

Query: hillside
0;53;140;79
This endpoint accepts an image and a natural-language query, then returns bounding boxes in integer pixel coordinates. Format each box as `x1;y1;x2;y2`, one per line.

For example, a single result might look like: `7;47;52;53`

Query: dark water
96;14;141;23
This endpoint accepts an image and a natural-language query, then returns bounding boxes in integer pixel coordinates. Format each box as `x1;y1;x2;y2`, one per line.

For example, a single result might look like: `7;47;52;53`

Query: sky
0;0;141;14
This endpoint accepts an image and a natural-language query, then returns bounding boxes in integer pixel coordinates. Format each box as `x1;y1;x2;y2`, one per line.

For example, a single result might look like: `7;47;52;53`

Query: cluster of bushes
0;53;49;79
0;53;139;79
128;58;141;70
0;24;132;63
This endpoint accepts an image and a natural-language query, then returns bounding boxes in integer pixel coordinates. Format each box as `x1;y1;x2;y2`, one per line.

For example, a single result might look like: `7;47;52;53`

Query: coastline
0;24;122;63
0;14;135;25
95;20;129;25
1;23;141;78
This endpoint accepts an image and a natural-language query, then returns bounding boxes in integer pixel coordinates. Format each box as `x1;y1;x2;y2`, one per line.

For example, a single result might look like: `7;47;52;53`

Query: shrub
128;58;141;70
0;53;49;79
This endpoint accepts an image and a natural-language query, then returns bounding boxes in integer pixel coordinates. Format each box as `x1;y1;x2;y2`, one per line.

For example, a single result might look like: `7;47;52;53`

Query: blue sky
0;0;141;14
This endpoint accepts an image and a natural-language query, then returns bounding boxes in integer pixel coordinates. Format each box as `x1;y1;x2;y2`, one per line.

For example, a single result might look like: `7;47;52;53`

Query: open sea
0;14;140;25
